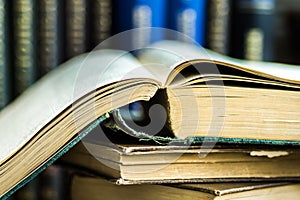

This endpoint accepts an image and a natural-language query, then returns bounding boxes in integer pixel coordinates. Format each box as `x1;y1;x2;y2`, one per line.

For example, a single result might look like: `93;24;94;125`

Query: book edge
1;115;108;200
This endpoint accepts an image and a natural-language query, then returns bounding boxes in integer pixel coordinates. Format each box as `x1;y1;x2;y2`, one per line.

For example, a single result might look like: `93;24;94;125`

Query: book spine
205;0;232;55
13;176;39;200
168;0;207;45
37;0;63;77
13;0;37;96
11;165;69;199
114;0;167;48
0;0;11;109
230;0;275;61
91;0;113;48
64;0;89;60
38;165;70;200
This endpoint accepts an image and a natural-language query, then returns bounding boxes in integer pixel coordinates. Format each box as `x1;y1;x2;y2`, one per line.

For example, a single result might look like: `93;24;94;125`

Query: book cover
168;0;207;45
13;0;37;96
62;139;300;184
13;177;39;200
230;0;275;61
38;165;70;200
0;0;11;109
71;174;300;200
37;0;63;76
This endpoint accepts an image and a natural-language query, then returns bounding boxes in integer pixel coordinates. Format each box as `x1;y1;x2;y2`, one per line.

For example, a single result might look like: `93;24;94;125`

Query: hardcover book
0;40;300;198
37;0;63;76
13;0;37;96
230;0;275;61
71;174;300;200
64;0;89;60
113;0;167;47
205;0;232;55
62;139;300;184
168;0;207;45
0;0;11;108
91;0;113;47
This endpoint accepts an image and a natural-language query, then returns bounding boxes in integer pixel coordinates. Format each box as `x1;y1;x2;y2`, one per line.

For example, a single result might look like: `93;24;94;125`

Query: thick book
62;139;300;184
113;0;167;47
11;164;70;200
230;0;275;61
64;0;89;60
0;0;11;109
37;0;63;76
71;173;300;200
13;0;37;96
205;0;232;55
91;0;113;48
1;40;300;198
168;0;207;45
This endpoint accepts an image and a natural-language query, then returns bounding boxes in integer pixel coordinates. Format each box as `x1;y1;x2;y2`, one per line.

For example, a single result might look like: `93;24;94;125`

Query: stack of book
1;40;300;199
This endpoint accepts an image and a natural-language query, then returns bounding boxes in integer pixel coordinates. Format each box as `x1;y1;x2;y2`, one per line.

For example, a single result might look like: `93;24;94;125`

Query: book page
138;41;212;86
139;40;300;86
0;50;158;164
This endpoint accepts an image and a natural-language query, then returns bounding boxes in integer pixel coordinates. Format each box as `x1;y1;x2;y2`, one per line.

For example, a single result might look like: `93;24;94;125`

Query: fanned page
139;40;300;86
0;50;161;165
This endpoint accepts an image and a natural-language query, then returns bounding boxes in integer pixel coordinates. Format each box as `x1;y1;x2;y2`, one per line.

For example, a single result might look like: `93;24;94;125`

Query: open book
1;40;300;198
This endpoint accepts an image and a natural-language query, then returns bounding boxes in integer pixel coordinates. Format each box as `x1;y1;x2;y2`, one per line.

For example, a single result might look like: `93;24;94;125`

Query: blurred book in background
274;0;300;65
230;0;275;61
205;0;233;55
13;0;37;97
167;0;207;45
37;0;63;77
113;0;167;49
0;0;11;109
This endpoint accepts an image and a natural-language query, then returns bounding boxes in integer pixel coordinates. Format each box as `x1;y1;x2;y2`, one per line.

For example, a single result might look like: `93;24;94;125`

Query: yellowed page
0;50;159;164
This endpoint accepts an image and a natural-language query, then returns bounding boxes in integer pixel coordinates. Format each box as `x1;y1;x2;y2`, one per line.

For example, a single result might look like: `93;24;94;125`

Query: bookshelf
2;0;300;199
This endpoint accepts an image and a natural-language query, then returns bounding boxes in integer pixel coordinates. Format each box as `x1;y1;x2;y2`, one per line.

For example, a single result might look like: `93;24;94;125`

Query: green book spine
13;0;37;96
37;0;63;77
64;0;89;60
0;0;11;109
91;0;113;48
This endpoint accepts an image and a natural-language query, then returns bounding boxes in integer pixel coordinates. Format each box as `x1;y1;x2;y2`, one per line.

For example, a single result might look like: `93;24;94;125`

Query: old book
13;0;37;96
71;174;300;200
64;0;89;60
91;0;113;47
62;138;300;184
10;164;70;200
0;40;300;198
37;0;63;76
230;0;275;61
205;0;233;55
0;0;11;109
167;0;207;44
38;164;70;200
113;0;167;48
13;172;39;200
